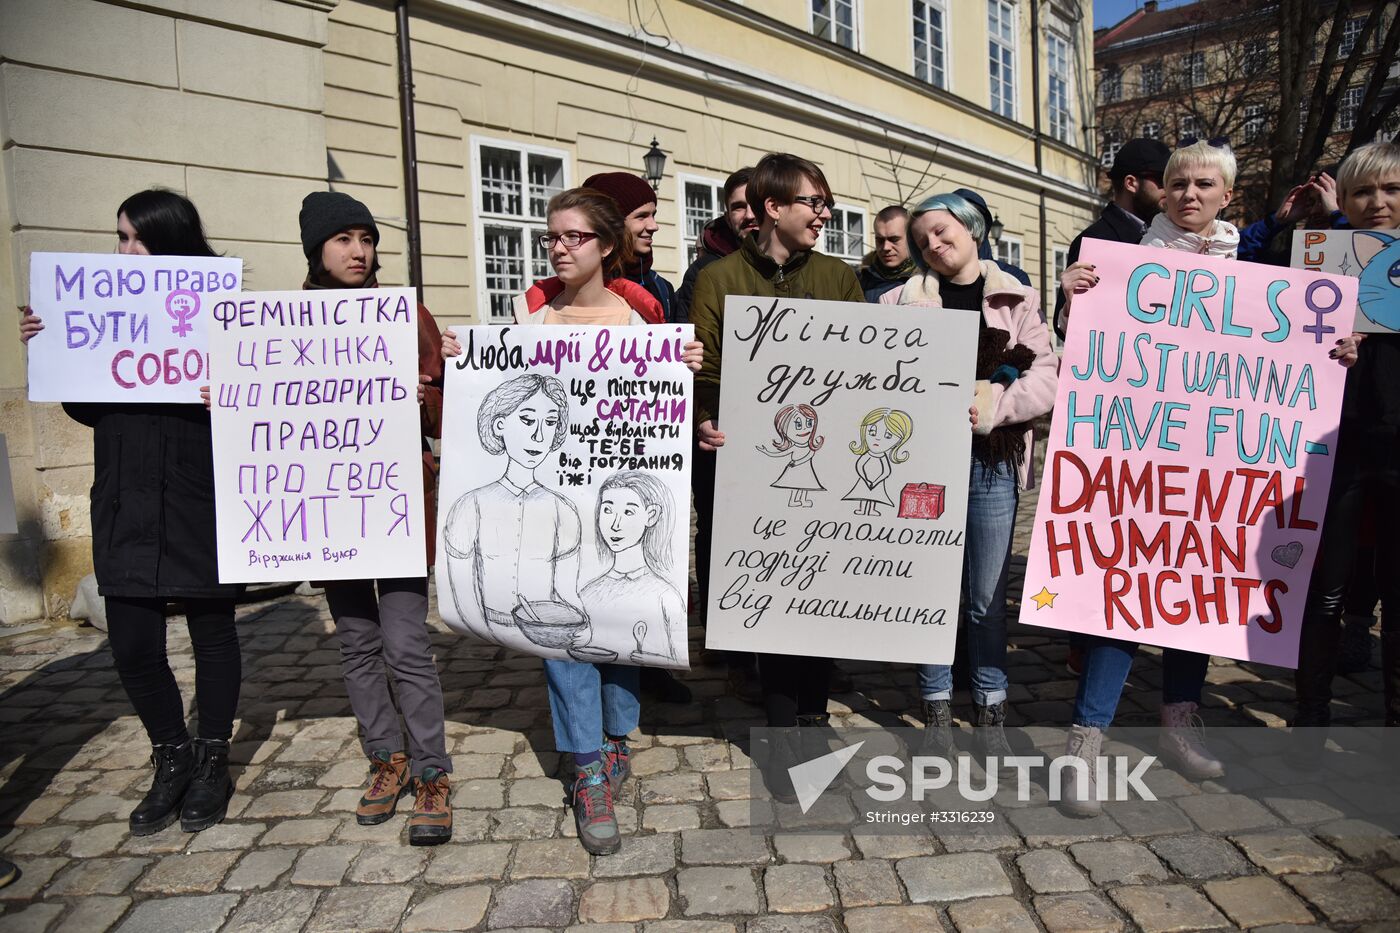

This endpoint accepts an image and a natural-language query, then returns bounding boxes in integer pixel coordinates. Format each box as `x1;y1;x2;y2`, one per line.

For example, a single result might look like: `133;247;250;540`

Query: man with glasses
675;167;758;323
1054;137;1170;341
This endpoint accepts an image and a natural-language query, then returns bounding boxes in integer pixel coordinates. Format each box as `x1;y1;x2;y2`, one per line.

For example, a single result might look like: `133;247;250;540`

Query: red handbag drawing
898;483;945;520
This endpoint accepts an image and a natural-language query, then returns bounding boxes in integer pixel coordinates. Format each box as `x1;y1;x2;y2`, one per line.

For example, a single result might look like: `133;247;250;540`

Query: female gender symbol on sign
166;289;200;338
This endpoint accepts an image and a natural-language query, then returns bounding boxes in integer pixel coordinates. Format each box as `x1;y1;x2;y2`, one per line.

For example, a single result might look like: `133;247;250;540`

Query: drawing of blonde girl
756;403;825;508
843;408;913;516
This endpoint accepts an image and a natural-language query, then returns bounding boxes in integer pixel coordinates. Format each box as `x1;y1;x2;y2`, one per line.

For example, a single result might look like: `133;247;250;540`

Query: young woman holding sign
20;189;241;836
880;192;1057;760
295;190;454;845
443;185;702;855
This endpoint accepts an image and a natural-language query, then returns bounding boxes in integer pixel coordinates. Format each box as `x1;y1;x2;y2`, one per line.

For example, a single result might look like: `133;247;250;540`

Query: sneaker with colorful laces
357;749;409;825
602;738;631;795
572;759;621;855
408;767;452;846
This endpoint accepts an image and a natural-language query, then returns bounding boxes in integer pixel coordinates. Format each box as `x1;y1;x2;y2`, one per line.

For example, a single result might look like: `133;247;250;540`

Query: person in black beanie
584;172;678;325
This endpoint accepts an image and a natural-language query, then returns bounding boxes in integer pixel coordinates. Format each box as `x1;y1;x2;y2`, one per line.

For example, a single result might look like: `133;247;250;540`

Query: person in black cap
1054;137;1170;340
951;188;1032;288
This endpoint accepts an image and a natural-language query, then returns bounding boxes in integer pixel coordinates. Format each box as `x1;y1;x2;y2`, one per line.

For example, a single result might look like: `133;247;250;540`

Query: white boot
1058;724;1103;818
1158;701;1224;780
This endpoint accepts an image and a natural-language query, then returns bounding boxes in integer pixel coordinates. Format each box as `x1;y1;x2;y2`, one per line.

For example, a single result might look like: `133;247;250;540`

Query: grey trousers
324;577;450;776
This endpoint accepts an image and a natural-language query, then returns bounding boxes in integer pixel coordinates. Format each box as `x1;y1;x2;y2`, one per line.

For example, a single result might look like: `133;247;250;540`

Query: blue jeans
1073;637;1209;729
542;659;641;754
918;458;1018;707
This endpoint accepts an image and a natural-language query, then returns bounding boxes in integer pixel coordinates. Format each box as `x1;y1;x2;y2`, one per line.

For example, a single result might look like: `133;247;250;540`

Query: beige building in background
0;0;1097;622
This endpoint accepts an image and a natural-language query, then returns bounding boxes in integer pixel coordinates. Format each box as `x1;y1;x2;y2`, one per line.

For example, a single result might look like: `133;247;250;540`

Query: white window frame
988;0;1019;120
470;135;571;323
1339;85;1364;132
912;0;950;90
1141;60;1163;96
677;172;727;267
1243;38;1267;75
1051;246;1070;326
1140;120;1161;140
994;234;1023;270
1243;104;1266;144
1179;113;1199;142
1101;127;1124;167
1184;50;1206;87
811;0;860;52
821;203;869;267
1100;65;1121;103
1339;16;1364;57
1046;23;1074;144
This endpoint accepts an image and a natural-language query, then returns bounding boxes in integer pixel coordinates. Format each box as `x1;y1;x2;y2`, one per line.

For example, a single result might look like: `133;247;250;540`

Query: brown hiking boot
408;767;452;846
357;750;409;825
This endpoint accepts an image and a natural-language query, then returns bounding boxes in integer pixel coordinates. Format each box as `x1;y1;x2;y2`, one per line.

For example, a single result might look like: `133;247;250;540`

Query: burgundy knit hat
583;172;657;217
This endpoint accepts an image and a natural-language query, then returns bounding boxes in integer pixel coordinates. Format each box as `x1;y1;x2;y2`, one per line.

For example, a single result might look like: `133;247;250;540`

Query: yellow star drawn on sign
1030;586;1057;610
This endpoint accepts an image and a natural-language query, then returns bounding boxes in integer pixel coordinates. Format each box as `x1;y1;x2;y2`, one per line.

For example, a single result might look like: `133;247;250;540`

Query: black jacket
66;402;237;599
1054;202;1145;341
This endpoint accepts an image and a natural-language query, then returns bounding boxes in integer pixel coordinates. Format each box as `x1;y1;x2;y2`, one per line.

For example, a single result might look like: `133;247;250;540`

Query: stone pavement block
745;917;839;933
1177;792;1281;833
259;817;338;846
681;828;771;865
833;859;903;907
67;821;132;857
1033;892;1124;932
449;753;507;778
59;792;129;822
224;848;298;890
51;895;131;933
842;906;945;933
898;852;1013;903
1149;833;1251;879
241;789;327;819
509;777;568;808
947;895;1038;933
641;772;706;803
7;826;71;856
305;884;413;933
134;850;239;893
402;886;492;931
1381;866;1400;891
1109;884;1230;933
491;807;560;840
631;746;679;775
1101;799;1194;836
114;893;239;933
1232;829;1341;874
46;856;149;896
1069;841;1170;885
511;837;591;879
455;778;506;810
764;863;833;913
642;922;737;933
222;888;321;933
592;833;678;878
0;902;64;933
455;730;519;754
577;877;672;922
1005;805;1121;846
487;879;576;928
317;758;370;787
1204;875;1315;927
1017;849;1092;893
685;743;732;772
850;833;938;859
645;804;702;831
184;821;266;852
772;834;850;863
704;770;752;801
678;866;760;916
290;845;360;886
117;824;187;855
425;841;512;883
1314;818;1400;861
347;844;427;883
1285;871;1400;924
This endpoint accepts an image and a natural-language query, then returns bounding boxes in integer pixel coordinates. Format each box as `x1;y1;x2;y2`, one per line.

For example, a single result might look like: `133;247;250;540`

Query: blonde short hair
1337;141;1400;199
1165;140;1237;189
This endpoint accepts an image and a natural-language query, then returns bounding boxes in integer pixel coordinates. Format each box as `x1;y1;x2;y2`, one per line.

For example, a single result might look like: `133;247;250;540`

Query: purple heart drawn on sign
1271;542;1303;570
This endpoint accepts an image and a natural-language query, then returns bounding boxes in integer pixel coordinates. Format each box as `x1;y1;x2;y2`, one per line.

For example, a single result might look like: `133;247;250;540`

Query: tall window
822;206;867;266
1243;39;1268;75
1339;16;1365;56
988;0;1017;118
1339;86;1364;132
813;0;857;50
995;235;1023;270
1140;120;1161;140
473;138;568;322
1047;29;1073;144
1243;105;1266;144
679;175;725;266
1052;246;1070;328
913;0;948;88
1179;113;1198;141
1183;50;1206;87
1141;61;1163;95
1100;66;1122;103
1101;128;1124;167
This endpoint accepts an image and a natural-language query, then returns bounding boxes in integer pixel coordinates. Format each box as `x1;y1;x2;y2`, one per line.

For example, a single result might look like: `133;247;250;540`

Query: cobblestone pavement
2;479;1398;932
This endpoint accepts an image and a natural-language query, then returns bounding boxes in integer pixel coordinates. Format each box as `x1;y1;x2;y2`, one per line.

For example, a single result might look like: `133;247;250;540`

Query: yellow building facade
0;0;1097;621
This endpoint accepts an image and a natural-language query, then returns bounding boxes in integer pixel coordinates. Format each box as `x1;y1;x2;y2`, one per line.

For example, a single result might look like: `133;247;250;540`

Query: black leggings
106;596;241;745
759;654;832;727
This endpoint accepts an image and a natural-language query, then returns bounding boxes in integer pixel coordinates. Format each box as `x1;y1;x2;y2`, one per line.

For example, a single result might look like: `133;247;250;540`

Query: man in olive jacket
688;152;863;735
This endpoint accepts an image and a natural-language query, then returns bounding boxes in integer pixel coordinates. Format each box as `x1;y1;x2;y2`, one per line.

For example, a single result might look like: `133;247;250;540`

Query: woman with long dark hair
20;189;241;836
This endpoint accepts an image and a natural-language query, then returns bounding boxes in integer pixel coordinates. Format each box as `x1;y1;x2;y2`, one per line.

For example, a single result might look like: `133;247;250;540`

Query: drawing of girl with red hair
755;403;825;507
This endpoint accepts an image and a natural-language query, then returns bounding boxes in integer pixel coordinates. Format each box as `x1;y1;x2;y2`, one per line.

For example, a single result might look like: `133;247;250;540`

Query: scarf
861;252;917;283
1141;213;1241;258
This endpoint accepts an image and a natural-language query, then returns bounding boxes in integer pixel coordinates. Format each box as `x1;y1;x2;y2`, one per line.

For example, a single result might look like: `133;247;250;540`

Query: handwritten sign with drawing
1290;228;1400;334
1021;241;1351;668
26;253;243;403
436;324;694;669
704;296;979;665
208;288;426;583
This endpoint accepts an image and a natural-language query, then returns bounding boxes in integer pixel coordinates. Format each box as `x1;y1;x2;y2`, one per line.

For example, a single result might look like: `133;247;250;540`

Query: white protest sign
436;324;693;669
208;288;426;582
1290;228;1400;333
27;253;243;402
705;296;979;665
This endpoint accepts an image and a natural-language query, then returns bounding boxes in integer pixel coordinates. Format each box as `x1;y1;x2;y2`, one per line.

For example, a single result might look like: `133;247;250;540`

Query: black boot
974;701;1014;760
1293;614;1340;728
918;699;955;757
129;742;193;836
181;739;233;833
760;728;801;804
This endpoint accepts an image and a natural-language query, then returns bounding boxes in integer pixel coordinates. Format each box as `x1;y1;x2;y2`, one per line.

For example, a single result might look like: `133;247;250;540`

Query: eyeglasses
790;195;831;213
1177;135;1230;149
537;231;601;250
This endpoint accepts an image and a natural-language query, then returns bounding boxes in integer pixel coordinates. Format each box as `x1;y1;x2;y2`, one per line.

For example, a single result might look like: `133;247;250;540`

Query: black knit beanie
299;191;380;259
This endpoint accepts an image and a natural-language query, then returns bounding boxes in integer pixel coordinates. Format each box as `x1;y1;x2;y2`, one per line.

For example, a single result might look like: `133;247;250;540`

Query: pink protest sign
1020;240;1354;668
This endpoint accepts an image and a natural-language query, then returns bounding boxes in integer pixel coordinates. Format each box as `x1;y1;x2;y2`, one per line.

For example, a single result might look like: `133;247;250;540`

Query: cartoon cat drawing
1354;230;1400;332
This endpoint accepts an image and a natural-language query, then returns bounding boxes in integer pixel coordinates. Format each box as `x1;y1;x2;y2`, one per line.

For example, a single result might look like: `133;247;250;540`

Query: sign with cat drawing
705;296;978;666
1291;228;1400;334
436;324;693;669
